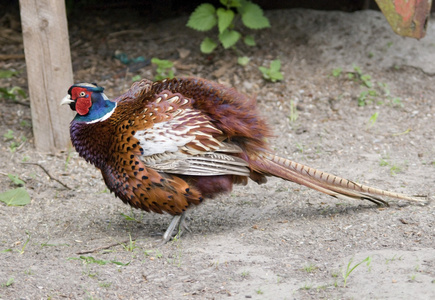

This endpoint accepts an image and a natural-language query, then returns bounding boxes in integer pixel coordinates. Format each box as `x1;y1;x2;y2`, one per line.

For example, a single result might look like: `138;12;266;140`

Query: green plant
366;112;379;129
333;65;405;107
3;129;14;140
0;86;26;102
0;69;19;78
3;130;27;152
131;75;141;82
385;254;403;264
99;188;109;194
342;256;371;287
167;237;183;267
83;266;98;278
120;209;142;223
68;256;130;266
356;66;372;88
303;263;317;273
241;271;250;278
20;120;30;128
8;174;25;186
389;164;402;175
144;249;163;260
237;56;250;66
358;89;377;106
255;288;264;294
332;67;342;77
259;59;283;82
3;277;14;287
151;58;174;81
379;156;402;176
0;188;30;206
295;142;304;153
187;0;270;54
99;282;112;288
120;234;137;252
209;260;219;269
391;97;403;107
316;285;328;291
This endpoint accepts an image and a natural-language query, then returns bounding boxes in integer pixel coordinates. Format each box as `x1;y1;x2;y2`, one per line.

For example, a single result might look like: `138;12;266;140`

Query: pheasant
61;77;426;241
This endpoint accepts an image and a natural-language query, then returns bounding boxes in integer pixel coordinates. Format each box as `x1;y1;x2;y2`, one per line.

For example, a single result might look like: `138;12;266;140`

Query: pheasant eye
79;91;86;97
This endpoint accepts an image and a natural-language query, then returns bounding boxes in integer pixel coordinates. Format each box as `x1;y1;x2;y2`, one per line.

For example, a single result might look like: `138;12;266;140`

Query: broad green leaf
244;35;256;46
217;8;234;34
187;4;217;31
151;58;173;68
259;66;270;80
239;1;270;29
7;174;25;186
200;37;218;53
132;75;141;82
269;70;283;82
219;29;241;49
0;188;30;206
220;0;241;7
270;59;281;72
238;56;250;66
259;62;283;82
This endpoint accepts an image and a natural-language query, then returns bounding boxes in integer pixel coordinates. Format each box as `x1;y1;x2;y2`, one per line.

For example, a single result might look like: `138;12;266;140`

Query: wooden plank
19;0;74;152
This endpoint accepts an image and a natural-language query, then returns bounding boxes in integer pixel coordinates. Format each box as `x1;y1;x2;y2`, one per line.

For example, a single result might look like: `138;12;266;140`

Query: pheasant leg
162;212;190;242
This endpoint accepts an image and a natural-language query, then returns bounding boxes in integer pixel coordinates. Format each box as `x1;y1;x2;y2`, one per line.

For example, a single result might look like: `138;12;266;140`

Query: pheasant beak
60;94;74;106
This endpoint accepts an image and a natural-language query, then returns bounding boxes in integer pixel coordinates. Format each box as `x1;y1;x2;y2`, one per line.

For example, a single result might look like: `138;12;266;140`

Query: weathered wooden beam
19;0;74;152
375;0;432;39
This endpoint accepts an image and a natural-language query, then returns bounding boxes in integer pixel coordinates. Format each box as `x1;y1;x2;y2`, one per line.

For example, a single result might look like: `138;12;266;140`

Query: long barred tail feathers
252;153;428;206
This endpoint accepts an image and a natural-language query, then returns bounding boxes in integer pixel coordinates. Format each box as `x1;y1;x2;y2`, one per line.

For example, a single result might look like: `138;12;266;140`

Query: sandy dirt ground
0;8;434;300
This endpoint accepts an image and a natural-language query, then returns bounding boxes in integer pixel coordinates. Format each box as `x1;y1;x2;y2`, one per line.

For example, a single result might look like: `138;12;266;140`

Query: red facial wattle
71;87;92;115
76;97;92;115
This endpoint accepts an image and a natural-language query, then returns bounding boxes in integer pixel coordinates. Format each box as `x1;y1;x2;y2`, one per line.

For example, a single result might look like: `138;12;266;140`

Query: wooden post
19;0;74;152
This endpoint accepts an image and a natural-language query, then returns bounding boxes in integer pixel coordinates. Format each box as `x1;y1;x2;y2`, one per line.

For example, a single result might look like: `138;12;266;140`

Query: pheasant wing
132;90;250;177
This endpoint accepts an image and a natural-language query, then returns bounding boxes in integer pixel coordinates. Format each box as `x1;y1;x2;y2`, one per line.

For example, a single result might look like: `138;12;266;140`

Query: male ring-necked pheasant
61;77;425;241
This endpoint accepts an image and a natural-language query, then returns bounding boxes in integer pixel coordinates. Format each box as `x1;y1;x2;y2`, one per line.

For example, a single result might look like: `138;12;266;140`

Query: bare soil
1;8;434;300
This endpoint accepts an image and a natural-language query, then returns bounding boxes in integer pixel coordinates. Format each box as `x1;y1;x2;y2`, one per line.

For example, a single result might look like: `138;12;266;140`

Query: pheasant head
61;83;116;123
61;83;118;169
